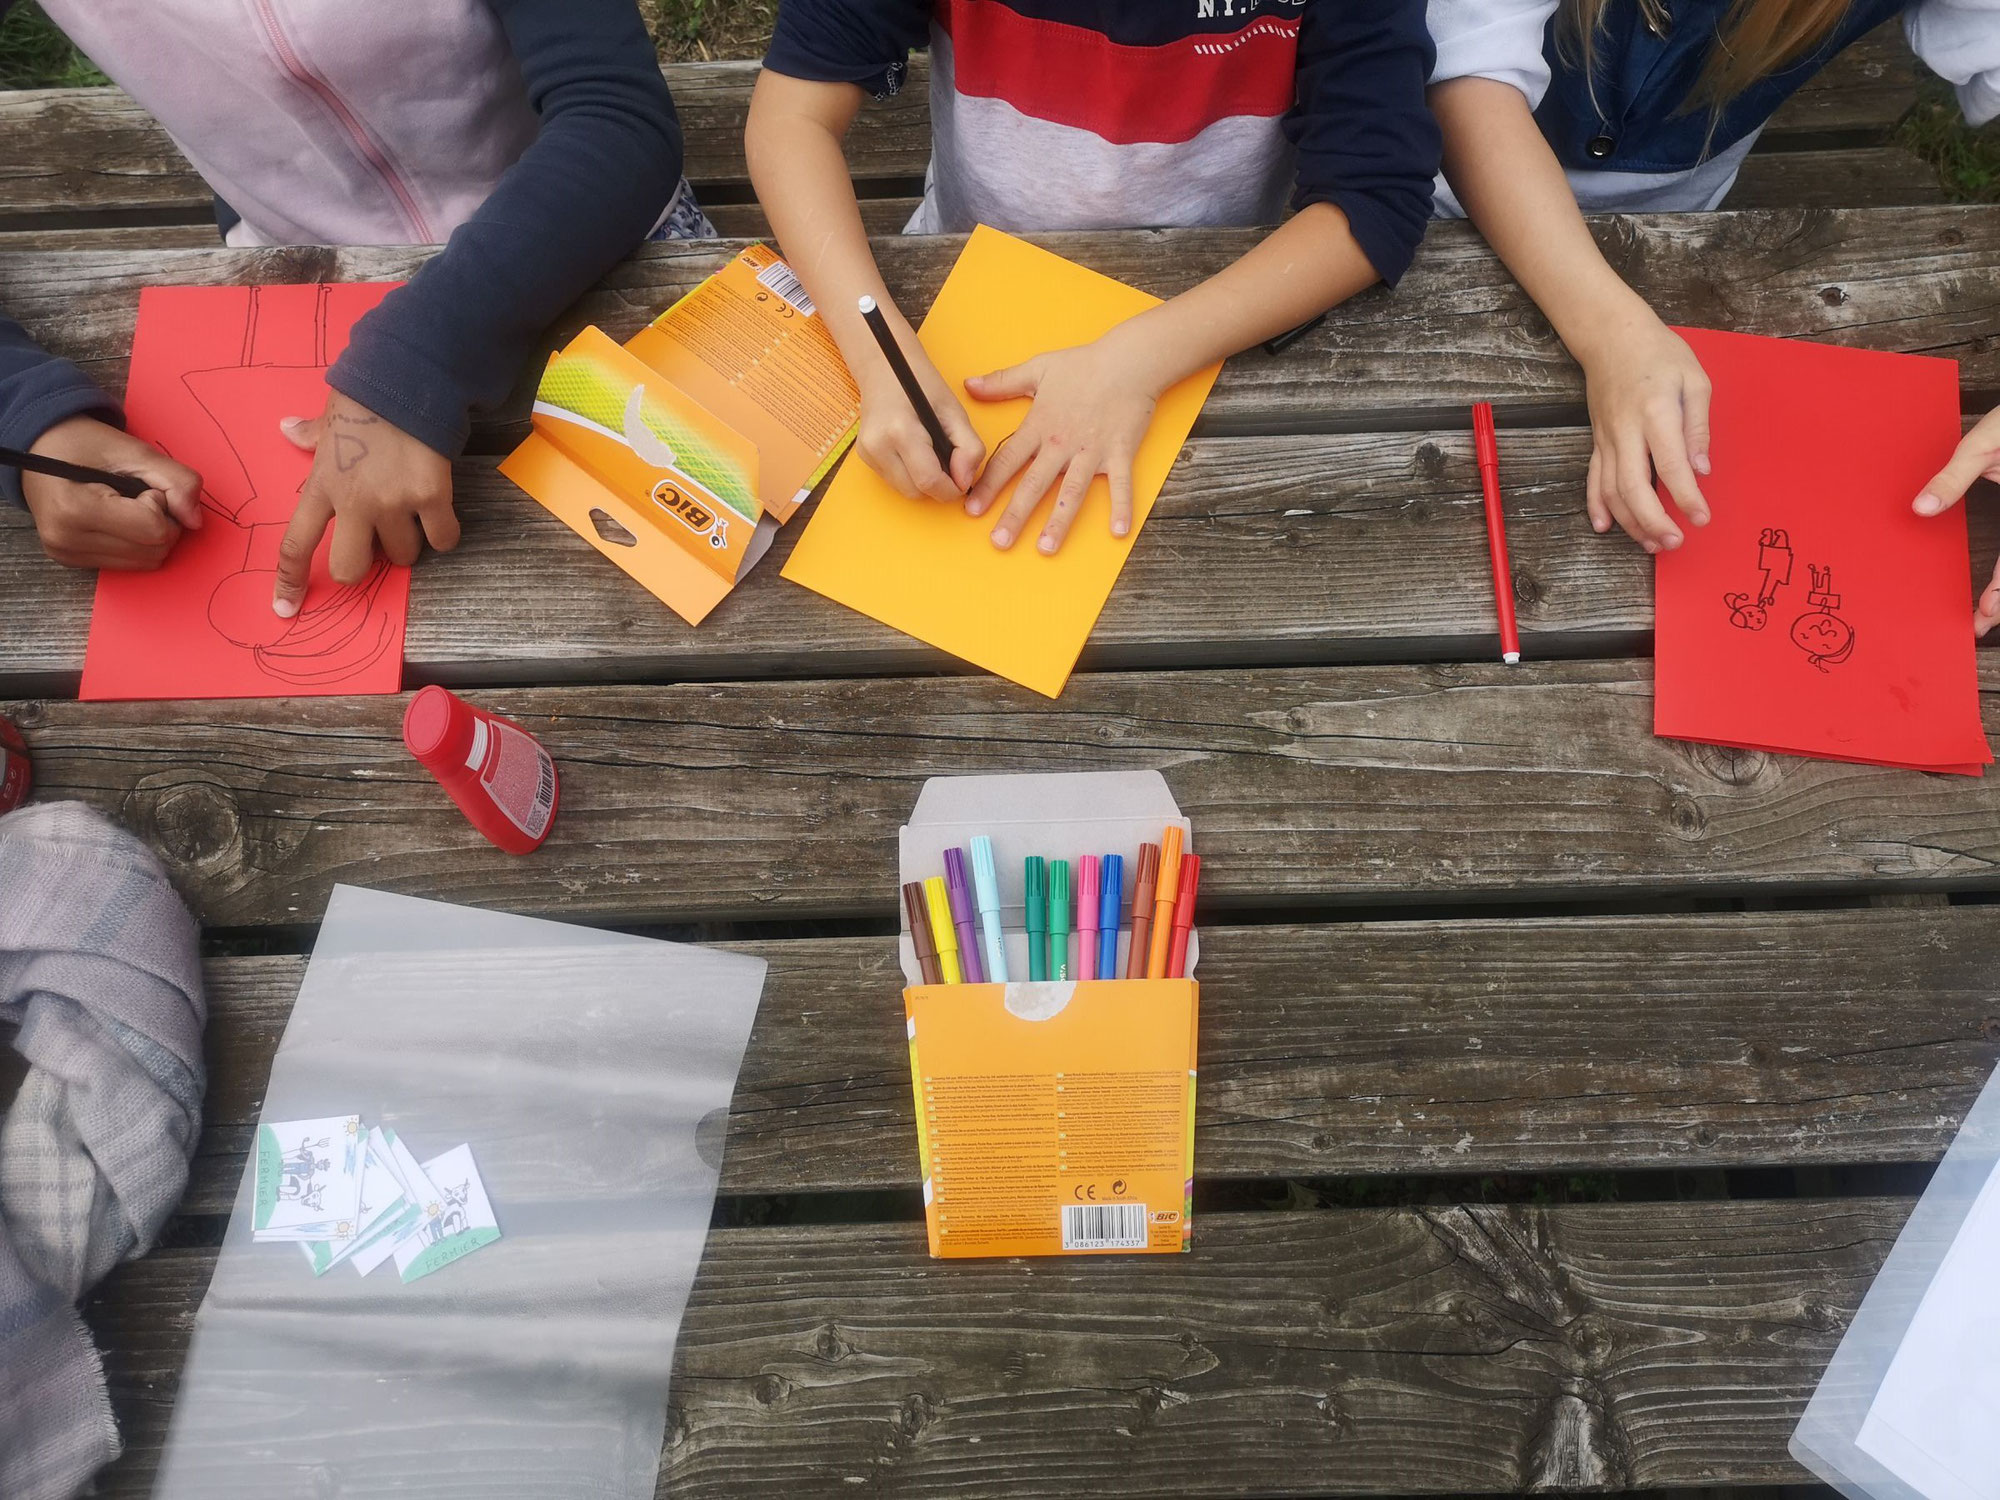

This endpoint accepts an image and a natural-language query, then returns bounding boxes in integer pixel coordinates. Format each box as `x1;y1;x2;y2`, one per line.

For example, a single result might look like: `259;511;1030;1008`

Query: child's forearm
744;74;913;389
1098;203;1380;392
1430;76;1653;362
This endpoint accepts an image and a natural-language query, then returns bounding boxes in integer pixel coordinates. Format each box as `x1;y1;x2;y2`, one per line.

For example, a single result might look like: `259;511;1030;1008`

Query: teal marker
1025;857;1049;982
970;836;1009;982
1049;859;1073;981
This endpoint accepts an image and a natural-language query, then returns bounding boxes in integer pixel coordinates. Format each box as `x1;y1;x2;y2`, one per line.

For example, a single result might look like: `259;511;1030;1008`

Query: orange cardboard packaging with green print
500;245;859;626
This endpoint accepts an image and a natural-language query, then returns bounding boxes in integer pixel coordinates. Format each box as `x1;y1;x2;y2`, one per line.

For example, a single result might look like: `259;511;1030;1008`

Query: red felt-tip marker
1165;854;1200;980
1473;402;1521;665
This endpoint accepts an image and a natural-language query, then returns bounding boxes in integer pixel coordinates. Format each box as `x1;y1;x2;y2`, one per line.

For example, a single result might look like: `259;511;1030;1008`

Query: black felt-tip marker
856;295;954;472
0;444;150;499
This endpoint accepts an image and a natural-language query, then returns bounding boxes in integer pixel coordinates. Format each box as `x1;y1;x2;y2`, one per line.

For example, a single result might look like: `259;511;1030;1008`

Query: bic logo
650;481;730;549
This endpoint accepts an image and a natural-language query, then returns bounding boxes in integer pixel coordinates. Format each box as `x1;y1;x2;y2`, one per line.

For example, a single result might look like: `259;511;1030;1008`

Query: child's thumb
965;359;1041;402
279;415;321;452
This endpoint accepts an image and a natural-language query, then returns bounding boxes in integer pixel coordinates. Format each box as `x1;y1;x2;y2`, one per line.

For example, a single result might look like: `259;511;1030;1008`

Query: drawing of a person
1791;565;1857;671
1725;528;1795;631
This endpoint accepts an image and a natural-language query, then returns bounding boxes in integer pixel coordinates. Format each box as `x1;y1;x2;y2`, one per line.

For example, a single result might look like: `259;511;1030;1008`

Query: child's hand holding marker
854;295;986;503
17;415;203;571
1914;405;2000;638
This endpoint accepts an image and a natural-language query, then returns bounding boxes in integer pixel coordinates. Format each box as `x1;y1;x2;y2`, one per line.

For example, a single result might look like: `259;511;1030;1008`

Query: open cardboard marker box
898;772;1199;1258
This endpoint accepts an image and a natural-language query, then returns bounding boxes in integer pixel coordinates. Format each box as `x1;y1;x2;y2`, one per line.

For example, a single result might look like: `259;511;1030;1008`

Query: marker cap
1024;857;1048;933
1049;860;1072;931
1078;856;1101;927
970;836;1001;914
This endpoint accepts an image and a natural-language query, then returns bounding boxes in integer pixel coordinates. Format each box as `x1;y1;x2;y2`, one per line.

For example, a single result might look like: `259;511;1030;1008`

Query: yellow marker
924;876;964;984
1146;825;1184;979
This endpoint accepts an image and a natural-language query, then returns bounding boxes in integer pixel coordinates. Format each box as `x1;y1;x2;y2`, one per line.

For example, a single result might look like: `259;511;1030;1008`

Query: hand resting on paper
1576;312;1714;554
964;325;1163;556
1914;404;2000;638
21;414;203;570
272;390;458;618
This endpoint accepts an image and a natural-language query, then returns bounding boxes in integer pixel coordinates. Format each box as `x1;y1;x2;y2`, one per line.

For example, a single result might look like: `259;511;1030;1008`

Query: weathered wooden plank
4;206;1995;445
8;419;1995;698
172;907;2000;1213
9;662;2000;931
1727;146;1945;210
0;24;1915;231
84;1198;1906;1496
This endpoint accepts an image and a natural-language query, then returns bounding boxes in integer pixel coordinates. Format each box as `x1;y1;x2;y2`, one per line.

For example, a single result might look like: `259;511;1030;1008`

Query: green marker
1050;859;1073;981
1025;857;1049;982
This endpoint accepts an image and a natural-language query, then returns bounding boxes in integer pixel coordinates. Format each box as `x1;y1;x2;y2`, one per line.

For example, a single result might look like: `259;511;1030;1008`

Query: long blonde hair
1562;0;1855;110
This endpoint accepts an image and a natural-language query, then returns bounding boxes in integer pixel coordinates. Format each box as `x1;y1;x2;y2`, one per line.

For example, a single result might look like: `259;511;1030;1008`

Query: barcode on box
756;260;816;316
1061;1203;1149;1251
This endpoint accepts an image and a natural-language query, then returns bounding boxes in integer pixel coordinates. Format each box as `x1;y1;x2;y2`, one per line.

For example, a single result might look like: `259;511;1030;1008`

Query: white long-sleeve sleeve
1426;0;1563;104
1906;0;2000;125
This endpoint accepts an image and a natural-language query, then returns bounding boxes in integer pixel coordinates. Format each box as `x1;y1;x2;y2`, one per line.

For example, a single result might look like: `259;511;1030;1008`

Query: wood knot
814;1325;852;1362
1314;1391;1353;1436
1980;1016;2000;1044
1688;742;1767;785
751;1373;793;1406
5;702;47;730
1668;796;1706;841
1818;285;1848;307
1413;441;1447;483
1310;1132;1334;1152
663;1405;689;1448
128;776;244;872
897;1392;936;1440
1692;1123;1718;1149
1525;1377;1632;1488
1940;227;1966;248
1511;568;1544;611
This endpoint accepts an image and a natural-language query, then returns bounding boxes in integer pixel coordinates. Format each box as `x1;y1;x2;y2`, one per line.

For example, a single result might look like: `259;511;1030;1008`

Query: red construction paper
1654;328;1990;774
79;283;409;701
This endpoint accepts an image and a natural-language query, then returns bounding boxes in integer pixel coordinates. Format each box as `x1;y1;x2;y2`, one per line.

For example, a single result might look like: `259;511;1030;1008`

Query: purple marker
943;848;987;983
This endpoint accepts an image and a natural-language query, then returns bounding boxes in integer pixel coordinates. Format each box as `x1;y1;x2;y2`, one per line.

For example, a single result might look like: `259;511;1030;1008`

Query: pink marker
1077;855;1101;981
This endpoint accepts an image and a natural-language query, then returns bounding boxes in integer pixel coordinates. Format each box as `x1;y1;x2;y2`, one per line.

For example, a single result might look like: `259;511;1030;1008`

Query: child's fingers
965;357;1043;403
279;414;322;453
328;512;381;587
418;498;462;555
273;489;335;618
1647;412;1710;528
1682;369;1713;477
966;430;1032;515
937;401;986;490
377;510;425;569
1585;450;1612;534
1615;440;1680;552
95;489;180;550
1915;436;1999;516
1108;459;1134;539
1976;558;2000;638
857;432;920;499
989;444;1068;551
1037;456;1098;555
909;445;964;505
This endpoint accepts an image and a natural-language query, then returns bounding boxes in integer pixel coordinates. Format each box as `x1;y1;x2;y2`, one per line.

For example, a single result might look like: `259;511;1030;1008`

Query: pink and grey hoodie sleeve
326;0;687;460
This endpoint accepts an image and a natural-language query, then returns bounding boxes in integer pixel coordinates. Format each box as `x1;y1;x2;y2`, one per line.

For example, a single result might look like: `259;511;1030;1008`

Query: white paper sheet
1856;1150;2000;1500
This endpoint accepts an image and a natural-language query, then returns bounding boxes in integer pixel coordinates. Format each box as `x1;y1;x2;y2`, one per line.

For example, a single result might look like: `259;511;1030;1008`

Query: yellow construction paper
780;227;1221;698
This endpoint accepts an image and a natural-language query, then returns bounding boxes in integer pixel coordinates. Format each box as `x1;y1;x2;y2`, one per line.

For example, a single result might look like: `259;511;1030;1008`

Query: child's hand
272;391;459;617
963;330;1162;554
1577;317;1713;553
20;414;203;571
855;339;984;501
1914;405;2000;637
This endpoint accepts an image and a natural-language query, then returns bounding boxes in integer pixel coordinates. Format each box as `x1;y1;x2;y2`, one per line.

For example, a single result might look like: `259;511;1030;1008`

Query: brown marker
903;880;943;984
1124;842;1160;979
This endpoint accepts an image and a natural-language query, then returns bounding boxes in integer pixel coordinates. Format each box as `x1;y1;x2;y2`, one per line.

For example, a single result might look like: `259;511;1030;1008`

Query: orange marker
1145;825;1184;979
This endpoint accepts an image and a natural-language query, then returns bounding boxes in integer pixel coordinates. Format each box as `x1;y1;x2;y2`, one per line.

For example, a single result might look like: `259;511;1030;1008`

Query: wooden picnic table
4;41;2000;1499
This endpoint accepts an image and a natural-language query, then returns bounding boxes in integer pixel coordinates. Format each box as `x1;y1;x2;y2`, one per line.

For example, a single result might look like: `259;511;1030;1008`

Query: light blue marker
969;835;1010;982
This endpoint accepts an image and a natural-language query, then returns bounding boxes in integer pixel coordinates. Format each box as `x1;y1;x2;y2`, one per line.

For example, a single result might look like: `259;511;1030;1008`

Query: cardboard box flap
898;771;1199;985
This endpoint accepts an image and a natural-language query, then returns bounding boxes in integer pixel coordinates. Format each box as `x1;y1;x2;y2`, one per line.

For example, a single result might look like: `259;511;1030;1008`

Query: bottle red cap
402;685;457;761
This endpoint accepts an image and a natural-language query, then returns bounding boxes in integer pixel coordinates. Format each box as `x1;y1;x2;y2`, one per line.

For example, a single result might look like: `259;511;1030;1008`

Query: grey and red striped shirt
764;0;1440;283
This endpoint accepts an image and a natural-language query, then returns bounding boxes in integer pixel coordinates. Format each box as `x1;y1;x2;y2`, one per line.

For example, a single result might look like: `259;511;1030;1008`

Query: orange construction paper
780;226;1221;698
905;979;1197;1258
80;283;408;701
1653;328;1991;774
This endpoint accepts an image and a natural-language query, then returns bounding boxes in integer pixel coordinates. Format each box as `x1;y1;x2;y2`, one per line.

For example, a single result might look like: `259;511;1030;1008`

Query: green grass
0;1;104;88
1899;75;2000;203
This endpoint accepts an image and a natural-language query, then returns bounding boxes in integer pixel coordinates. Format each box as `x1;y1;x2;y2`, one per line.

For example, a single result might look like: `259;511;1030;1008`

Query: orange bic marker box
905;979;1197;1259
501;245;860;627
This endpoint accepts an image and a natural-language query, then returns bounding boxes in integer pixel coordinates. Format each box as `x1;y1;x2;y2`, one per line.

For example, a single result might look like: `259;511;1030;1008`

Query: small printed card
252;1116;364;1238
252;1115;499;1283
394;1145;500;1283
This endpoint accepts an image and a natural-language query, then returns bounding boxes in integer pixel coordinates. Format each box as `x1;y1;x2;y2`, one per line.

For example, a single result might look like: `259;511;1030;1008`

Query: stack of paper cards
252;1116;500;1283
